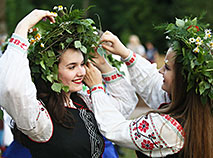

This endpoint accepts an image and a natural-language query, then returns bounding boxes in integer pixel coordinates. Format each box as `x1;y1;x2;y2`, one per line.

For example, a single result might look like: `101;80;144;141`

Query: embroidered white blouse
90;51;184;157
0;34;137;142
0;33;184;157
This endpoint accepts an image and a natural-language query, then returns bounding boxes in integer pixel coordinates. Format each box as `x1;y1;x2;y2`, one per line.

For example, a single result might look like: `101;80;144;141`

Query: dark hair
163;49;213;158
34;77;75;128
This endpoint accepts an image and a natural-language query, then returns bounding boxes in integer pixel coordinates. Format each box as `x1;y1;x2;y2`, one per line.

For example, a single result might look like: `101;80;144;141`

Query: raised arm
84;62;184;157
101;31;170;109
0;10;56;142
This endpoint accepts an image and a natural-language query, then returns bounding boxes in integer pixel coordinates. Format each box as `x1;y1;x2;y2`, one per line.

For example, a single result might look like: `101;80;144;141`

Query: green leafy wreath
157;16;213;104
28;5;123;93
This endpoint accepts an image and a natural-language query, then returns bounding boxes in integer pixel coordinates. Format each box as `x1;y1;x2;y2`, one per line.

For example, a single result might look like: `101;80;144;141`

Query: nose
77;66;86;76
159;65;165;75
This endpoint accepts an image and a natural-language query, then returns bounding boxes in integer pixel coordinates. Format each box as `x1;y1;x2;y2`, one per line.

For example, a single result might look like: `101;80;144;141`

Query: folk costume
0;32;137;157
89;51;185;157
0;5;125;158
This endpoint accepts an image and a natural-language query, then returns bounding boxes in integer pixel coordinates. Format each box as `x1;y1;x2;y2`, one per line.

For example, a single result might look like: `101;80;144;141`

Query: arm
84;58;184;156
90;87;184;157
101;31;170;109
0;10;56;142
122;50;170;109
85;56;138;119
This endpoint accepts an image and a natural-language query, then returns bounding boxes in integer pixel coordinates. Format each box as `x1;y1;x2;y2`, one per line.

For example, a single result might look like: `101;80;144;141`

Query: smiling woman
58;48;86;96
0;5;127;158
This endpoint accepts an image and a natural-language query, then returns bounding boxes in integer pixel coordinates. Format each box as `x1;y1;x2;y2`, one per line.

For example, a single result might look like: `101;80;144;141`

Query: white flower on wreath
205;29;211;35
58;5;63;11
193;46;200;53
40;43;45;48
208;41;213;50
189;37;196;43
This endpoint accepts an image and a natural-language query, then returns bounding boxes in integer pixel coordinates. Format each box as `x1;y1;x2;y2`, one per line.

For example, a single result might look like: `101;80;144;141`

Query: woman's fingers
14;9;57;39
84;62;102;88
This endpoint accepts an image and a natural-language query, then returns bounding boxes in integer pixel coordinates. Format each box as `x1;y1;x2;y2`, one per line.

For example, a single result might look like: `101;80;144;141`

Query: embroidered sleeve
122;50;137;67
0;34;53;142
129;113;184;157
123;50;170;109
102;68;123;83
90;84;105;94
102;68;138;119
8;33;30;54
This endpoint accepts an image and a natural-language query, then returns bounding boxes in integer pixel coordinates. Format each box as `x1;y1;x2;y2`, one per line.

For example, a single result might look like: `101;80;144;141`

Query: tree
0;0;6;34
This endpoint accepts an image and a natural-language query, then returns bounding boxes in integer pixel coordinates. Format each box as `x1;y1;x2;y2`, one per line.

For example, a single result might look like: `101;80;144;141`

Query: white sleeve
0;34;53;142
91;88;184;157
102;69;138;119
123;51;170;109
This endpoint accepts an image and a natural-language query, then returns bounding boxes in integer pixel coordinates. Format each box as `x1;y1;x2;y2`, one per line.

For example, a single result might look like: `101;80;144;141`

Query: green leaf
60;43;65;50
66;29;72;34
47;50;55;57
66;38;73;44
175;18;185;27
47;75;53;83
40;60;46;70
77;25;85;33
80;46;87;54
62;86;70;92
51;82;62;93
97;46;106;56
74;41;81;48
0;109;3;120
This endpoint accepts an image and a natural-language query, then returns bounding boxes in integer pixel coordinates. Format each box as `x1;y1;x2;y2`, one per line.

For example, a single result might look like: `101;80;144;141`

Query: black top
20;93;104;158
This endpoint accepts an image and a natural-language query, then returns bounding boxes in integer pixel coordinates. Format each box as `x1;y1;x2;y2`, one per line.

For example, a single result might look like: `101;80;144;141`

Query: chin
70;85;83;92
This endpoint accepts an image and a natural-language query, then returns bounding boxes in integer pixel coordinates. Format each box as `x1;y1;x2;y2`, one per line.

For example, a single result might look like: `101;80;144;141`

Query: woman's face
58;48;86;94
159;48;176;95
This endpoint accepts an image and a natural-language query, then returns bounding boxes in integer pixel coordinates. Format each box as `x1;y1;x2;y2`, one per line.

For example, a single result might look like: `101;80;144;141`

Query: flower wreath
27;5;120;93
159;16;213;104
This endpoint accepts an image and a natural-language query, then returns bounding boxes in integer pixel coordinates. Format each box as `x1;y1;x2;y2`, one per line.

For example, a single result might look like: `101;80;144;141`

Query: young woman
0;9;137;158
84;18;213;157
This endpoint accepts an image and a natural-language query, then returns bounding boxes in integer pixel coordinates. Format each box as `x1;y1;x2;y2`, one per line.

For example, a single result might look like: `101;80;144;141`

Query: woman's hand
101;31;130;59
91;50;114;73
14;9;57;39
84;62;103;88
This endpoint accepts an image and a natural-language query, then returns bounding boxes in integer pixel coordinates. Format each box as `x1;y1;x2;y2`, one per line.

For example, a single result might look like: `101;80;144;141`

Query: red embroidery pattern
103;73;122;82
125;52;136;66
9;37;28;51
161;114;185;136
91;86;104;92
129;116;162;153
133;120;149;133
150;114;174;152
141;139;154;150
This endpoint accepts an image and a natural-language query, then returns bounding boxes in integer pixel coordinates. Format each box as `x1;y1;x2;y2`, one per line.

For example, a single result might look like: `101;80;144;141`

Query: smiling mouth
73;79;82;84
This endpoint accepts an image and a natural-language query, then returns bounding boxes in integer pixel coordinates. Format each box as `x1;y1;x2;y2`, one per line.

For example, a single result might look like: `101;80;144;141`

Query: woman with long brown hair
0;6;136;158
84;17;213;157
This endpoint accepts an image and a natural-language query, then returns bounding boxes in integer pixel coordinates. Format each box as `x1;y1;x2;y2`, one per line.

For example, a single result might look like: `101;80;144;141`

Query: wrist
120;48;130;59
14;23;29;39
98;62;114;73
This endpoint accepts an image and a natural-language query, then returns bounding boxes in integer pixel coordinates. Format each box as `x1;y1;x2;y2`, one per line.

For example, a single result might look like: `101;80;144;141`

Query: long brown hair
163;51;213;158
34;77;75;128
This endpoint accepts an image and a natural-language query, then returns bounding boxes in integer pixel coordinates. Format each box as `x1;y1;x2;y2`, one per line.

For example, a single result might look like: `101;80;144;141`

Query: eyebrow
65;60;84;67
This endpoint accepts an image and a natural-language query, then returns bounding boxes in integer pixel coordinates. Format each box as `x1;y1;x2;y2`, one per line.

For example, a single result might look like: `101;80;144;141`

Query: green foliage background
6;0;213;54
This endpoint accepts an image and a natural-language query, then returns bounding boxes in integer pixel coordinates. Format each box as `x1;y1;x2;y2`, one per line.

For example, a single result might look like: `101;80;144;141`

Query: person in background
145;41;159;63
84;16;213;158
0;34;7;57
127;34;146;57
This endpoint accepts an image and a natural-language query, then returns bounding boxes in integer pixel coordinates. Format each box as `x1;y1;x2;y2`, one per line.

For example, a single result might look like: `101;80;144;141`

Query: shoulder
129;113;184;157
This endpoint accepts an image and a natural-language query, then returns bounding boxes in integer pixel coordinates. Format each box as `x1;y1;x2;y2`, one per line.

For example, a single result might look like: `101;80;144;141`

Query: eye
81;62;85;66
165;64;170;70
68;66;75;70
